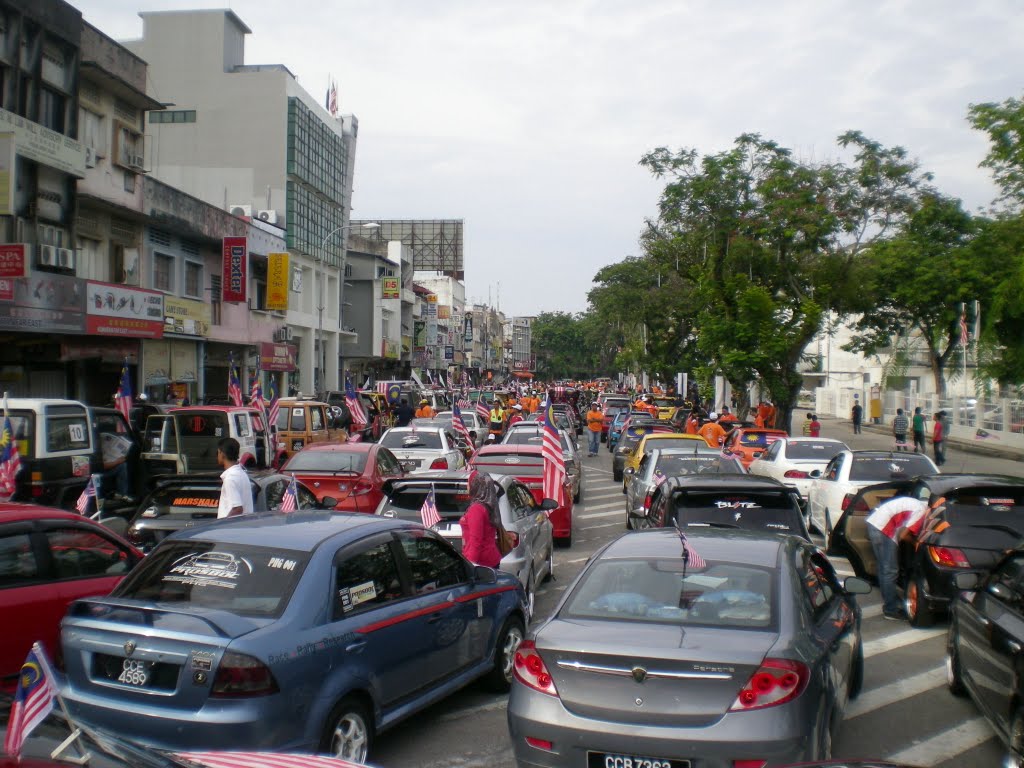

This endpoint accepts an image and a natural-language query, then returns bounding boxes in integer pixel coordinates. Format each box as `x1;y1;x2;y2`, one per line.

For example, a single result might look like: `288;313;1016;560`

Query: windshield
562;558;775;630
672;492;802;535
284;450;369;473
380;431;444;450
383;486;473;520
652;455;745;479
787;441;846;460
849;454;935;481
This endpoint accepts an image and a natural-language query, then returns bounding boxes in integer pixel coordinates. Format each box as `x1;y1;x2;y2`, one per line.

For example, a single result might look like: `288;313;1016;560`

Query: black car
611;420;678;481
646;475;810;540
125;471;328;552
947;548;1024;767
829;474;1024;626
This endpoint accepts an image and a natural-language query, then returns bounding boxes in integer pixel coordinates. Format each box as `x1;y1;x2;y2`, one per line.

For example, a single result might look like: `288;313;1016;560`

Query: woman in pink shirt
460;472;502;568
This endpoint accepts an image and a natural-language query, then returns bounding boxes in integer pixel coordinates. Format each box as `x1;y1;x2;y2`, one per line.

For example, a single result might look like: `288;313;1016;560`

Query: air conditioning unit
38;245;57;266
57;248;75;269
229;204;252;218
256;209;278;224
130;153;145;169
275;327;293;342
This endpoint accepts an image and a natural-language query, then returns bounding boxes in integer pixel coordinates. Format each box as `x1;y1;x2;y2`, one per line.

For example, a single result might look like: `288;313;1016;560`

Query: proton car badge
631;666;648;683
123;640;136;657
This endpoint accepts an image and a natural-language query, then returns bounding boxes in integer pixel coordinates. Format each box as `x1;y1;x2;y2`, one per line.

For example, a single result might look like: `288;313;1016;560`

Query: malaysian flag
959;312;970;346
541;402;566;505
3;644;56;757
114;358;133;422
249;369;266;431
452;402;474;446
267;376;280;435
228;355;243;407
420;487;441;528
677;528;708;568
279;475;298;513
75;475;97;515
328;79;338;117
475;393;490;422
346;377;367;430
0;396;21;501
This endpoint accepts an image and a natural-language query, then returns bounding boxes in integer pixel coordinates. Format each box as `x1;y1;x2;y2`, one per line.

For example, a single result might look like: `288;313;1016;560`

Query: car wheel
542;546;554;582
612;468;622;482
555;532;572;548
320;696;373;764
483;616;525;692
849;639;864;700
905;573;935;628
1009;709;1024;768
946;620;967;697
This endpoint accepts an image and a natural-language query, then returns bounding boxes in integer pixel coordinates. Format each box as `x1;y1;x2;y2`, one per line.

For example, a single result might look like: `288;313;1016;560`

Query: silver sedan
507;529;871;767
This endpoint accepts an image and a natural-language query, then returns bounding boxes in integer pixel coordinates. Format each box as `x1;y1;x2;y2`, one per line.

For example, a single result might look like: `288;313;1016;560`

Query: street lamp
317;221;379;392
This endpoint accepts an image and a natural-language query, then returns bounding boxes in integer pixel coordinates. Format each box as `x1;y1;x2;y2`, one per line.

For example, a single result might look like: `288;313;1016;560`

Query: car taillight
729;659;808;711
430;458;448;469
513;640;558;696
352;480;374;495
643;493;652;511
210;652;279;698
928;545;971;568
783;470;808;479
841;493;855;511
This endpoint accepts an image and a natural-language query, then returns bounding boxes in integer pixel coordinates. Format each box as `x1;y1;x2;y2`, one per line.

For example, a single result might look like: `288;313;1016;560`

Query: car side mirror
989;582;1014;601
843;576;872;595
809;469;822;479
473;564;498;584
624;467;635;476
319;496;339;509
954;572;981;591
540;498;559;511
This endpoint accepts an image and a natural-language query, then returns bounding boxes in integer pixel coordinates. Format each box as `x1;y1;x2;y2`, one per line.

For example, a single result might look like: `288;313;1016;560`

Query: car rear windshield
849;454;935;481
642;437;702;454
787;441;845;460
285;450;369;473
147;484;223;515
654;455;744;478
736;432;783;449
505;430;571;451
384;486;472;520
114;540;309;618
673;492;802;535
562;558;775;630
380;431;444;450
176;411;230;437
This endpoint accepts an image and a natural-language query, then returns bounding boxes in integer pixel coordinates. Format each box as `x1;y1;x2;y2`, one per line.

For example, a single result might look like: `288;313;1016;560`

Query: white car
747;437;849;500
377;426;467;472
429;410;486;448
805;449;939;535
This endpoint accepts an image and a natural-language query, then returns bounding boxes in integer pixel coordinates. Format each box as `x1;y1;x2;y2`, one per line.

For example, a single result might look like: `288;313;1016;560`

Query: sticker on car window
349;581;377;606
173;497;219;507
164;552;253;589
338;589;352;612
268;557;297;571
215;428;223;437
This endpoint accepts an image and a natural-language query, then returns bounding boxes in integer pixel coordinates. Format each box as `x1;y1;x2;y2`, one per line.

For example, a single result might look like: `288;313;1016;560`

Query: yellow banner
267;252;290;311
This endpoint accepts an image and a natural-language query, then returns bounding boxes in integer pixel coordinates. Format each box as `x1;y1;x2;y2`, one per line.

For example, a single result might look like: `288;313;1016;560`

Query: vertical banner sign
222;237;247;303
464;316;473;342
381;277;400;299
266;252;289;311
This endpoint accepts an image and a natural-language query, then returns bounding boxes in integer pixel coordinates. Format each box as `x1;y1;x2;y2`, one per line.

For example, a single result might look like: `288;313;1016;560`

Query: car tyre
946;620;967;697
849;639;864;700
906;573;935;628
483;616;525;692
542;546;554;582
555;532;572;548
321;695;373;764
574;483;582;504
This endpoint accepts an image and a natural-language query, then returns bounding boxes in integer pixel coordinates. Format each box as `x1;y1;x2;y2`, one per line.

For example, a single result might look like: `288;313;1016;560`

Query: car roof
733;427;788;435
169;406;259;414
917;473;1024;493
599;528;786;566
659;474;789;492
296;442;375;454
474;444;543;456
0;502;103;523
781;437;847;443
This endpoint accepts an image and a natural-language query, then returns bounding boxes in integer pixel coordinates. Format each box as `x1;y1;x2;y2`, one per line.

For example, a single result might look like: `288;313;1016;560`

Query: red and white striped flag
541;402;566;506
959;312;969;346
3;644;56;757
228;355;243;407
452;403;474;446
420;487;441;528
678;529;707;568
279;475;298;513
475;393;490;422
267;376;280;435
346;378;367;430
0;395;21;501
75;475;97;515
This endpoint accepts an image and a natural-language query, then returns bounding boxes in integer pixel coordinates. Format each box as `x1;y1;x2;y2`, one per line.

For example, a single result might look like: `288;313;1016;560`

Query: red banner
85;280;164;338
0;244;29;279
259;342;297;371
222;237;247;303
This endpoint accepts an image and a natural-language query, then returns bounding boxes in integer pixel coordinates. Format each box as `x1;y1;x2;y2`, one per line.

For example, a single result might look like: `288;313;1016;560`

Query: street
371;416;1018;768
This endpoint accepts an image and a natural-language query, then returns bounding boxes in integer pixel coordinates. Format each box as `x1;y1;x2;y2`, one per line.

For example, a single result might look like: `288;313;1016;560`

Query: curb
856;422;1023;462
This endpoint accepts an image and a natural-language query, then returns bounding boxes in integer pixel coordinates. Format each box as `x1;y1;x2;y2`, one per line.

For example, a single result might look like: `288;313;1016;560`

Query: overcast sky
75;0;1024;317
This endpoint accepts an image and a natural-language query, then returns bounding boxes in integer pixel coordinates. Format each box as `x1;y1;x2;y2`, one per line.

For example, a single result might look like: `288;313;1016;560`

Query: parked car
376;471;555;612
606;409;642;452
472;444;575;547
274;398;346;462
623;448;746;529
507;528;869;767
747;437;850;501
721;427;789;469
525;409;576;435
806;450;939;535
0;503;142;692
501;423;583;503
378;426;467;472
125;472;327;553
600;398;631;442
620;432;715;489
143;406;279;477
611;420;677;482
431;409;487;448
282;442;404;513
61;513;527;762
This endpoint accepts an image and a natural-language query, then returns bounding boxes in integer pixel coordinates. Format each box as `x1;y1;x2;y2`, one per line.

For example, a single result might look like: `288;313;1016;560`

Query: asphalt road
371;416;1017;768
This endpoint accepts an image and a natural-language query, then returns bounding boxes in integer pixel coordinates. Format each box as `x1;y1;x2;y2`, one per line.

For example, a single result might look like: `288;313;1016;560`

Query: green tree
968;94;1024;207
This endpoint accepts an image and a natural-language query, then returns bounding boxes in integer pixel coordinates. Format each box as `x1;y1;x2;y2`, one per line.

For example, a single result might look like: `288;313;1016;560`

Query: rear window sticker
349;581;378;606
164;551;253;589
173;497;219;507
268;557;297;571
338;588;353;612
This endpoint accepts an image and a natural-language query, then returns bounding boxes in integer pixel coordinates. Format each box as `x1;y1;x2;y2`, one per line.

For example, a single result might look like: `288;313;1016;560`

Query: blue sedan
59;512;528;762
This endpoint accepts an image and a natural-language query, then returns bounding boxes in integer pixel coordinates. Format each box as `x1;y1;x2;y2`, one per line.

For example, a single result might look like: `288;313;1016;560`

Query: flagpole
32;643;91;764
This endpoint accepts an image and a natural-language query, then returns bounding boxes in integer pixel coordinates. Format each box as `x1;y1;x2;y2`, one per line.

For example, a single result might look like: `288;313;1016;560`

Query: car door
508;481;544;577
810;454;845;533
749;439;781;480
829;480;914;576
0;523;51;687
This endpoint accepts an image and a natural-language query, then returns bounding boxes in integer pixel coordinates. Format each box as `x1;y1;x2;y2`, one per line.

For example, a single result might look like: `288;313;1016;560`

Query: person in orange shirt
764;402;776;428
415;399;435;419
685;411;700;435
718;406;738;424
698;412;727;448
584;403;604;456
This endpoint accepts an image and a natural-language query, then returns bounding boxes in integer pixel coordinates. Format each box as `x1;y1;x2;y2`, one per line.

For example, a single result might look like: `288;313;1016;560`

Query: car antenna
673;517;690;579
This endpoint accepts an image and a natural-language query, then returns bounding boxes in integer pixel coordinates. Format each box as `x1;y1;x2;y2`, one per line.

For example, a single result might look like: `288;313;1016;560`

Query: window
333;540;405;619
114;122;143;170
289;407;305;431
39;87;65;132
398;534;467;594
45;528;132;580
210;274;222;325
0;532;39;587
377;449;402;476
310;407;324;431
46;412;90;452
79;108;104;154
799;550;835;615
150;110;197;124
153;252;173;292
185;261;202;298
234;414;251;438
252;276;267;310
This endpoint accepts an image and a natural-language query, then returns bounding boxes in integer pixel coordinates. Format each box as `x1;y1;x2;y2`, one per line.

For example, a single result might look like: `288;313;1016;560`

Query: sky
75;0;1024;317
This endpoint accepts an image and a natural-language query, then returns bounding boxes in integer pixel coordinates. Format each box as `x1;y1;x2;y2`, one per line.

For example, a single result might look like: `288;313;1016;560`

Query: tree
968;95;1024;208
530;312;591;379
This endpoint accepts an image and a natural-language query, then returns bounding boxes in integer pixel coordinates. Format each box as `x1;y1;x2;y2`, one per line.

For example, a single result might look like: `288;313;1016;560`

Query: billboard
86;281;164;338
0;272;85;333
222;237;247;303
266;252;289;311
381;277;400;299
0;244;29;279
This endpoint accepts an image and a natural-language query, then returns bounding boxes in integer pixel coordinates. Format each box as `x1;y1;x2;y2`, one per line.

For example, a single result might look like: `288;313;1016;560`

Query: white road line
588;521;625;530
584;467;615;475
887;716;994;765
585;491;626;502
563;556;590;564
580;509;624;520
845;665;945;719
860;603;883;620
579;501;624;514
863;627;944;658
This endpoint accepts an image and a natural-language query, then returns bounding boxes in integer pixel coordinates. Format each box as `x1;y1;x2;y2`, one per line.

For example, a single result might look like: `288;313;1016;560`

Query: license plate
116;658;151;687
401;461;418;471
587;753;689;768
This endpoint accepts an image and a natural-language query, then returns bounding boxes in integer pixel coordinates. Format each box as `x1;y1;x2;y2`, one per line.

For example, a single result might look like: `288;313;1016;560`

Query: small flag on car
677;528;707;569
280;476;299;513
420;487;441;528
3;643;57;757
75;475;97;515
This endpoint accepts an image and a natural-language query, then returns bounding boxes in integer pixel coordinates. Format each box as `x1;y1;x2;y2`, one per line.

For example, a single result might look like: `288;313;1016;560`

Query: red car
281;442;405;513
601;398;631;441
471;443;575;547
0;503;142;692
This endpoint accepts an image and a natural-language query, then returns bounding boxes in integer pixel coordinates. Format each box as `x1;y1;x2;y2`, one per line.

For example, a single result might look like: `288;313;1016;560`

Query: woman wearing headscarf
460;472;502;568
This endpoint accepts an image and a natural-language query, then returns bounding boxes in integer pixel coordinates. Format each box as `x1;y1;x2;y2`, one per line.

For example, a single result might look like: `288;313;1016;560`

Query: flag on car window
452;403;474;447
0;397;21;501
677;529;707;569
228;354;243;407
114;358;133;422
75;475;97;515
541;402;566;506
346;376;367;431
280;476;299;513
267;376;280;436
420;487;441;528
3;643;56;757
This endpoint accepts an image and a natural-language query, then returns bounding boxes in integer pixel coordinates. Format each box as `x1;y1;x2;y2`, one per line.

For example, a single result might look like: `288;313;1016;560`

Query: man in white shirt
217;437;254;519
865;494;929;620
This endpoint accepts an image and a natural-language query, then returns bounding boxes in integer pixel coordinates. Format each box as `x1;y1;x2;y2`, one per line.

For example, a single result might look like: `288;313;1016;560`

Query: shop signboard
381;277;400;300
382;339;400;359
0;107;86;177
0;133;13;216
444;345;454;361
222;237;247;303
164;296;211;336
414;320;426;350
0;244;29;279
438;304;451;320
464;316;473;342
0;271;85;333
260;341;297;371
85;281;164;338
266;252;289;311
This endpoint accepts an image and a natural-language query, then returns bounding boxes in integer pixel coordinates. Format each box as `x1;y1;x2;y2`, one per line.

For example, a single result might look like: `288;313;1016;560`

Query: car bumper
508;686;814;768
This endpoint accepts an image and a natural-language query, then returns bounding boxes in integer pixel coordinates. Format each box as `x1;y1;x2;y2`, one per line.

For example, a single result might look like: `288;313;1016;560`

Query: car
124;471;327;553
611;420;677;482
507;528;870;767
946;548;1024;768
721;427;789;469
599;398;631;442
806;450;939;536
282;442;405;513
274;398;346;462
828;474;1024;626
60;512;529;761
377;426;467;472
620;432;715;489
624;448;746;530
0;503;142;692
606;409;633;452
376;471;555;612
651;395;677;420
430;409;487;448
471;444;575;547
747;437;850;500
525;409;576;436
501;423;583;503
550;403;581;434
645;475;811;539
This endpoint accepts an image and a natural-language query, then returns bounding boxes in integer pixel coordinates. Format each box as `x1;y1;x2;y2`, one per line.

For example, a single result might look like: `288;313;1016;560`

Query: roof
474;444;543;457
780;436;847;443
600;528;785;566
917;473;1024;494
169;406;259;414
659;474;790;493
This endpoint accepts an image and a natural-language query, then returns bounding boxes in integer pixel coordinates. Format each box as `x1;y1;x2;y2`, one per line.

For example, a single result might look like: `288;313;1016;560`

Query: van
274;398;345;461
142;406;275;476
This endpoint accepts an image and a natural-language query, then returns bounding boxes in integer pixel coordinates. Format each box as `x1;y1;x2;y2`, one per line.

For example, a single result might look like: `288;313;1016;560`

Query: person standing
698;412;727;448
912;407;927;453
866;494;929;620
933;411;947;466
508;404;525;427
415;399;435;419
802;413;814;436
809;414;821;438
851;398;863;435
585;402;603;457
488;401;506;439
892;408;909;451
460;472;502;568
393;398;415;427
216;437;254;519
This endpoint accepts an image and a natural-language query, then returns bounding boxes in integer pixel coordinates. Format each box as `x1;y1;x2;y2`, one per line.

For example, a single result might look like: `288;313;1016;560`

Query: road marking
579;501;623;514
580;509;623;520
585;467;615;475
860;603;883;620
585;491;625;502
563;556;590;564
886;716;994;765
845;665;945;719
588;521;625;530
863;627;944;658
